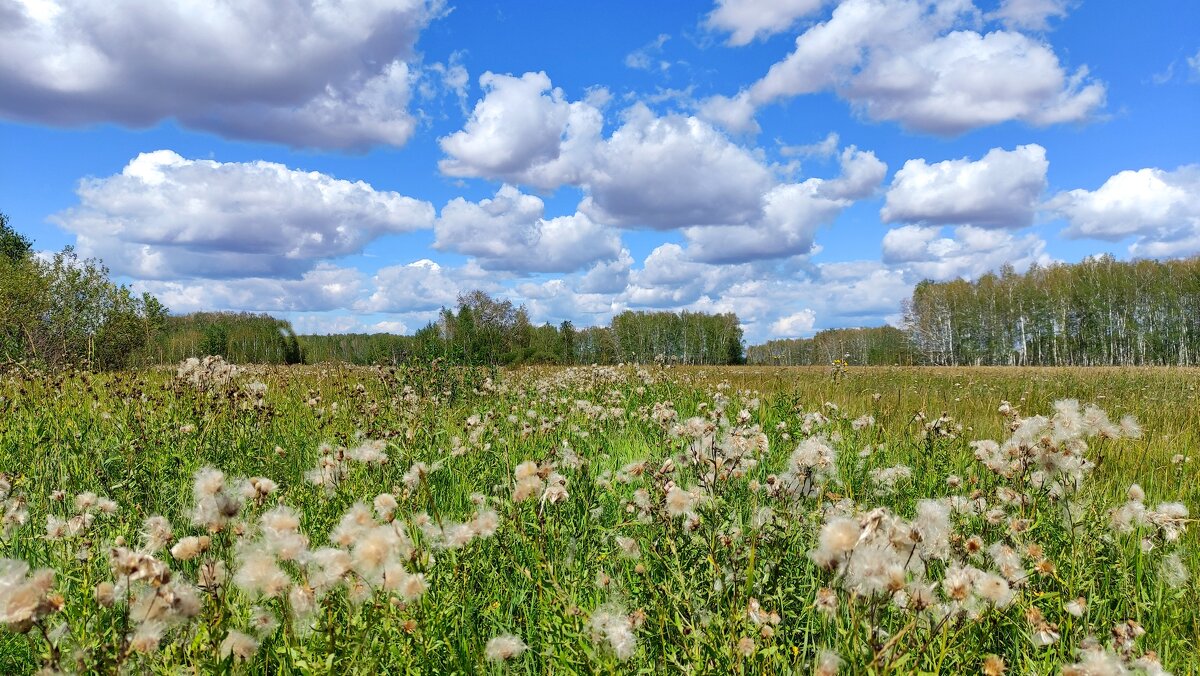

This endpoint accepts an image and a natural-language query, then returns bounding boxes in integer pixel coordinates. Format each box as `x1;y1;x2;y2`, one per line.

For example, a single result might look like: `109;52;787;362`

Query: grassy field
0;361;1196;674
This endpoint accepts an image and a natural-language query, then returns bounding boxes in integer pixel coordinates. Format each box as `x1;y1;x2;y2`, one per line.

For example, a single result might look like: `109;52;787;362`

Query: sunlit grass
0;362;1196;673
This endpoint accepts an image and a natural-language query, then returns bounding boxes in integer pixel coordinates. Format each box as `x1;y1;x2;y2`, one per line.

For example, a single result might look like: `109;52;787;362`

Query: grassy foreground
0;361;1196;674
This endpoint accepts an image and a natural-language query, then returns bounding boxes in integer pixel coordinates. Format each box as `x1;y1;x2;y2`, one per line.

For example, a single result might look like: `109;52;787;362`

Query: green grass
0;363;1196;674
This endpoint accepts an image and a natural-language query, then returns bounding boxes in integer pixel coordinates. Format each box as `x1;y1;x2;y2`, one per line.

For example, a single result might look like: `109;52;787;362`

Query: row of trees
404;294;745;366
291;293;746;366
745;326;917;366
903;256;1200;366
1;213;169;370
146;312;303;365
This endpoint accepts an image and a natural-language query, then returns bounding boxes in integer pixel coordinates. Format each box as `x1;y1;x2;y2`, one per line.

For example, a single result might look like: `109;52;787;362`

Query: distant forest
300;291;745;367
903;256;1200;366
128;256;1200;368
6;209;1200;369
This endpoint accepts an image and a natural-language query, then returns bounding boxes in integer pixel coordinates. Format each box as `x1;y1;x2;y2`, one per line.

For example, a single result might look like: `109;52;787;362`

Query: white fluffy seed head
484;634;527;661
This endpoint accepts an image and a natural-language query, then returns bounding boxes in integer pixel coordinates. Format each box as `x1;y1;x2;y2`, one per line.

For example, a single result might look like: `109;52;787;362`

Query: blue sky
1;0;1198;342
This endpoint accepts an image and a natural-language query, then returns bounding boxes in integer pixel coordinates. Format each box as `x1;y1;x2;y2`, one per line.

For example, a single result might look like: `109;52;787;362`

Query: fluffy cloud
439;75;778;229
434;185;622;272
438;71;602;189
0;0;439;149
882;145;1048;228
882;224;1051;279
133;265;364;313
1048;165;1200;256
770;309;817;337
52;150;435;279
577;249;634;294
684;147;885;263
992;0;1070;30
707;0;1104;135
706;0;828;46
581;105;775;228
358;259;492;313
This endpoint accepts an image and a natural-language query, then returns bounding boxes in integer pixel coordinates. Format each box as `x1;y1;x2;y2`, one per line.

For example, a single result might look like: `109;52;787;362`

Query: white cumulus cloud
882;144;1048;229
706;0;829;46
705;0;1104;136
882;224;1051;279
770;309;818;337
437;71;603;189
434;185;622;272
1048;165;1200;257
358;259;492;313
52;150;435;280
0;0;441;149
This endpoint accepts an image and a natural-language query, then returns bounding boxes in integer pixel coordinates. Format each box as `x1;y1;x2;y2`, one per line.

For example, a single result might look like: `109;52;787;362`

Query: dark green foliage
0;212;32;263
0;217;167;370
146;312;304;365
201;323;230;357
298;333;415;365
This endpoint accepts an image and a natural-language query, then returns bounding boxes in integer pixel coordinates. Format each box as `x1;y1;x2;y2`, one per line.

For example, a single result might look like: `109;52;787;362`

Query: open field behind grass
0;363;1197;674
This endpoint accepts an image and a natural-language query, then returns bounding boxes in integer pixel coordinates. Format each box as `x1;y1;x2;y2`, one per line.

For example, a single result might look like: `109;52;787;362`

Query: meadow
0;360;1196;674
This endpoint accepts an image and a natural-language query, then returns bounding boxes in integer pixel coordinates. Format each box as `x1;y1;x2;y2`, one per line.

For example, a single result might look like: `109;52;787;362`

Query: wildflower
198;560;227;592
809;517;860;568
193;468;225;498
914;500;952;561
1160;552;1189;588
233;550;289;599
982;654;1007;675
141;516;174;552
541;472;569;505
615;536;640;559
129;622;164;653
589;606;637;661
0;561;61;633
170;536;210;561
349;440;388;465
1065;597;1087;617
220;630;259;661
397;571;427;601
1061;648;1126;676
249;607;280;636
470;509;500;538
736;637;755;656
512;461;543;502
815;587;838;619
373;493;398;521
870;465;913;493
814;649;842;676
485;634;527;661
974;573;1014;608
1117;415;1141;439
94;581;115;608
665;486;695;518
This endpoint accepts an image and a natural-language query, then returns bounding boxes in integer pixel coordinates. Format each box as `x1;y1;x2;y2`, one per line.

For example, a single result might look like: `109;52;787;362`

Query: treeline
298;334;416;365
412;293;745;366
148;292;746;367
0;214;168;370
746;327;917;365
145;312;303;365
904;256;1200;366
